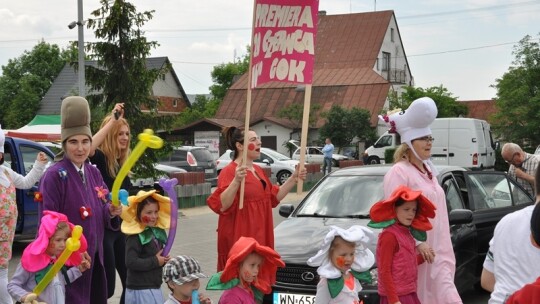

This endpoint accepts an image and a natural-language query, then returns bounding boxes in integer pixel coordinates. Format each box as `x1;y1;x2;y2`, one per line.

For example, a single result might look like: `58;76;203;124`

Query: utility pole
77;0;85;97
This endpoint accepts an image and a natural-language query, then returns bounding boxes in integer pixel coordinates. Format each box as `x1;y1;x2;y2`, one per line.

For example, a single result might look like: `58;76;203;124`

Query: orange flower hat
368;185;436;234
220;237;285;294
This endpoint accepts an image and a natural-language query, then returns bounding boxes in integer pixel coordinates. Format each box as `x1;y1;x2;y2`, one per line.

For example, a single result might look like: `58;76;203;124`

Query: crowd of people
2;95;540;304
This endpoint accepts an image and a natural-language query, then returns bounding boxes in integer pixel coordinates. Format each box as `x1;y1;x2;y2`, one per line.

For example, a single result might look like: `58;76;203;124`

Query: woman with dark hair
38;96;122;304
207;127;306;272
89;102;130;304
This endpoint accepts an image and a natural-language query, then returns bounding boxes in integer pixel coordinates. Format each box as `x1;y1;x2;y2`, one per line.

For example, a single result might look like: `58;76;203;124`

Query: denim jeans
323;157;332;174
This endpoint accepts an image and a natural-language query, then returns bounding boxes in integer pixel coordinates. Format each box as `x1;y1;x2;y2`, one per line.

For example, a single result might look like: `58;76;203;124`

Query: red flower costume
368;185;436;304
206;237;284;303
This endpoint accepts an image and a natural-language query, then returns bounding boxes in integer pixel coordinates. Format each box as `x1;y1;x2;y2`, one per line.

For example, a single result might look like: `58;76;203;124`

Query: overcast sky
0;0;538;100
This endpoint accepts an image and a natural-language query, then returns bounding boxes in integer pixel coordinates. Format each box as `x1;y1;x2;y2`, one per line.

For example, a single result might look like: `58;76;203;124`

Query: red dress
207;161;280;271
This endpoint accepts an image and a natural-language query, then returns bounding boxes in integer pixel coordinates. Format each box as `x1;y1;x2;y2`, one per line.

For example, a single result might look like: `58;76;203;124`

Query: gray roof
38;56;188;115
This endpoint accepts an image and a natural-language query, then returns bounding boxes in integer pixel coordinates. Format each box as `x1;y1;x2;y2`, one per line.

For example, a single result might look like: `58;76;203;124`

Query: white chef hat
379;97;437;143
379;97;438;175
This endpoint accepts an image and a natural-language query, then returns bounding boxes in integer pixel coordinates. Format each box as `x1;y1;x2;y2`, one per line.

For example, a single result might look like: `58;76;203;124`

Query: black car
159;146;218;186
265;165;534;304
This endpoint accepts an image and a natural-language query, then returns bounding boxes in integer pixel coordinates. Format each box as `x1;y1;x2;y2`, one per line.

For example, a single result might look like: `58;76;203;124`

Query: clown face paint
330;237;355;273
248;143;256;151
140;202;159;227
239;253;263;284
46;228;70;257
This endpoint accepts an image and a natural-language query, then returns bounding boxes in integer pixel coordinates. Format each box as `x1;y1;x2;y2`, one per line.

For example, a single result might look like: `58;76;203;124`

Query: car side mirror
279;204;295;218
263;159;271;165
448;209;473;225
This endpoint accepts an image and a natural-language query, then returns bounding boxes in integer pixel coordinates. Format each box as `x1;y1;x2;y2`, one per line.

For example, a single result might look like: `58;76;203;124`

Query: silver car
216;147;299;185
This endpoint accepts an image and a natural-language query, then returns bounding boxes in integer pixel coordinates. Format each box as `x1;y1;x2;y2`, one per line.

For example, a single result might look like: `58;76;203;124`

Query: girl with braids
89;103;130;304
207;127;306;275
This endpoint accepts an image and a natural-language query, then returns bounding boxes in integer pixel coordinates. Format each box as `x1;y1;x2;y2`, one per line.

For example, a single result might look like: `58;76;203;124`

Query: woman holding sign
89;103;130;304
38;96;122;304
207;127;306;274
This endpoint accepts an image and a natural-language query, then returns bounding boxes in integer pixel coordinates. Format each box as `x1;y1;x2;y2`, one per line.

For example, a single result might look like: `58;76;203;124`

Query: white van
363;118;497;169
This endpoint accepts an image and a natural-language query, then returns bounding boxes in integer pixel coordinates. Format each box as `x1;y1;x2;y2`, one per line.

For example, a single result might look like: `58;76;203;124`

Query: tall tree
318;105;376;151
388;85;468;118
85;0;174;176
491;34;540;147
0;41;71;128
209;46;250;101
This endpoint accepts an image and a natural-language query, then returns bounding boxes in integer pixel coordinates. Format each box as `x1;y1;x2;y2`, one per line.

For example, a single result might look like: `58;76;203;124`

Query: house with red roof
174;10;414;156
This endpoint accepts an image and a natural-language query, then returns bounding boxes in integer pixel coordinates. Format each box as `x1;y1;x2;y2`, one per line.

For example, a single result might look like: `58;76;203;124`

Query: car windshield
263;148;291;161
295;175;384;217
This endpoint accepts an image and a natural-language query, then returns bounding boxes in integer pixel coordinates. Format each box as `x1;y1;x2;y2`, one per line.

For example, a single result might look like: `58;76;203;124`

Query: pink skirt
380;292;421;304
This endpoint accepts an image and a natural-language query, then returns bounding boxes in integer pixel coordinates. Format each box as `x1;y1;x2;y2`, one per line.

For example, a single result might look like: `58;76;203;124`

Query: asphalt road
9;191;490;303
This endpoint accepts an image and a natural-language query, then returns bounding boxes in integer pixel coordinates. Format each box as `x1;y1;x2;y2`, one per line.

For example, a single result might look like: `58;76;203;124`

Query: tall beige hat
61;96;92;142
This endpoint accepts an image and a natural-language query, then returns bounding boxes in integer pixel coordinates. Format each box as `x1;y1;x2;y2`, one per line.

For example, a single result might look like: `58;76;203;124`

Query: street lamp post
69;0;85;97
77;0;85;97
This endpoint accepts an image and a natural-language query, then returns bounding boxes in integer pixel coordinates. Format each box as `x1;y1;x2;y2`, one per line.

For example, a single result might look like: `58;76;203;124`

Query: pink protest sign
250;0;319;88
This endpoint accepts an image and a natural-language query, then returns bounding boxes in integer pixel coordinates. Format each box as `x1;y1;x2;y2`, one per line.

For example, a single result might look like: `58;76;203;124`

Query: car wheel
277;170;292;185
332;159;339;167
367;156;380;165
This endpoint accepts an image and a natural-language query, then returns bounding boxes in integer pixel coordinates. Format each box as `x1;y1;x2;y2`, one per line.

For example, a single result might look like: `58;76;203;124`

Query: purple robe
38;158;119;304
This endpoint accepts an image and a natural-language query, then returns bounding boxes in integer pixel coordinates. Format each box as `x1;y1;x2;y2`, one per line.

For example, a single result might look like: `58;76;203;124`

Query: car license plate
205;169;213;174
273;292;315;304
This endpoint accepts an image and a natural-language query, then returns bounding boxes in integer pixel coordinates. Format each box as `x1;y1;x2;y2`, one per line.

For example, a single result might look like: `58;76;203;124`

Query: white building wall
151;71;182;97
251;122;294;156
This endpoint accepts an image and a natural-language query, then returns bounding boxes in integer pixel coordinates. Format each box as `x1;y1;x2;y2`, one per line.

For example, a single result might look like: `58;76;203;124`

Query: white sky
0;0;538;101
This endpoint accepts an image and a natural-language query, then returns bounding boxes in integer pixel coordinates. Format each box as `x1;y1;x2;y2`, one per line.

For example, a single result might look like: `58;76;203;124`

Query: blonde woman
381;97;462;304
89;103;131;304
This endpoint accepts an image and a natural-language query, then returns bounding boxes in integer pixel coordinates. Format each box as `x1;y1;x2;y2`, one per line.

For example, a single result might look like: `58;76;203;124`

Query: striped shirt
508;153;539;197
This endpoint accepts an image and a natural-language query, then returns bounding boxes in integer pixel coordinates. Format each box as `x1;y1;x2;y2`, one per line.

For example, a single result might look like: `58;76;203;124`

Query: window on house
173;99;178;107
391;28;395;42
382;52;390;71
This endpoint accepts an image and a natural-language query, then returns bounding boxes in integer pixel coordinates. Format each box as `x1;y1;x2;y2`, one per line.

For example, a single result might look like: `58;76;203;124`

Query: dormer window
173;99;178;107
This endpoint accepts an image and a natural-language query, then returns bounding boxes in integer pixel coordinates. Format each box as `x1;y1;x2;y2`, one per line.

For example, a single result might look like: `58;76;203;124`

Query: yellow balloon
33;225;83;296
111;129;163;206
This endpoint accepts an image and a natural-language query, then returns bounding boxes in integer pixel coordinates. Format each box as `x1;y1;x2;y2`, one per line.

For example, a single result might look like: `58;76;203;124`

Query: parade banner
250;0;319;88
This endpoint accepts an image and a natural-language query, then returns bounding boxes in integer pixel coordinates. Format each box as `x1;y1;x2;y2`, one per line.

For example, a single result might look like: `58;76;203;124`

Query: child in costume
206;236;285;304
162;255;212;304
368;185;437;304
7;211;90;304
505;202;540;303
307;225;375;304
122;190;171;304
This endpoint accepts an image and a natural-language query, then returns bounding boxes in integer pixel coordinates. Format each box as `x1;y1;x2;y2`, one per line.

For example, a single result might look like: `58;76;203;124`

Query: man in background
501;143;539;197
321;138;334;175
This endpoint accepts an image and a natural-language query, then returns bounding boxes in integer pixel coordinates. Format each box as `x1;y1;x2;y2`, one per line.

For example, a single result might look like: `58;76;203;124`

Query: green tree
85;0;173;176
491;34;540;147
318;105;376;151
209;46;250;101
174;95;220;127
387;85;468;118
0;41;70;128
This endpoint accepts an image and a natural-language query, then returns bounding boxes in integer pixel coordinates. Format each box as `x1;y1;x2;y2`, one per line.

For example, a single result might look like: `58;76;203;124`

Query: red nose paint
248;143;256;151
